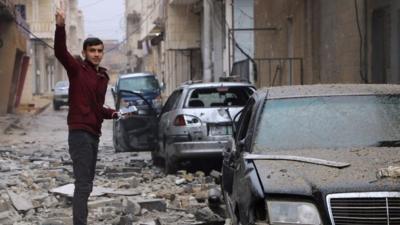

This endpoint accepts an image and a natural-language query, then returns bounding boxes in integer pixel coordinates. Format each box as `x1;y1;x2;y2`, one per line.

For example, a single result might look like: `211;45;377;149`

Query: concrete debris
0;112;228;225
377;166;400;178
50;184;115;198
175;178;187;185
7;190;34;211
136;198;167;212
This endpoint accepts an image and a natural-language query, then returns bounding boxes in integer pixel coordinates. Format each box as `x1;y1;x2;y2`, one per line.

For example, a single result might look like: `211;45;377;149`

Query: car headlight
267;201;322;225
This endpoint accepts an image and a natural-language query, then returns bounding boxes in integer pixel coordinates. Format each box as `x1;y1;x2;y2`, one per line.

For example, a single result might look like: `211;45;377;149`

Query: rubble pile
0;144;226;225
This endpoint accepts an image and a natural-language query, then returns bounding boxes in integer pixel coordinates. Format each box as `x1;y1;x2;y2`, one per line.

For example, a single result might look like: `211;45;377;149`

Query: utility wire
13;17;54;50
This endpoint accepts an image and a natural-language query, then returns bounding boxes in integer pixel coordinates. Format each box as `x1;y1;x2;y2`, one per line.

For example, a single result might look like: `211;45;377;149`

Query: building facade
14;0;84;105
124;0;398;93
239;0;400;87
0;0;30;114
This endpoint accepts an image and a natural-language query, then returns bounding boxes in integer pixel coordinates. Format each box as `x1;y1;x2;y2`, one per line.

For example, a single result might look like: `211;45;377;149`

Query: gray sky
77;0;125;41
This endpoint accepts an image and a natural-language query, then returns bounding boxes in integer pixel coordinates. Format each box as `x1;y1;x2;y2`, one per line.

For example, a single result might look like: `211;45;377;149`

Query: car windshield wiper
244;153;350;168
373;140;400;147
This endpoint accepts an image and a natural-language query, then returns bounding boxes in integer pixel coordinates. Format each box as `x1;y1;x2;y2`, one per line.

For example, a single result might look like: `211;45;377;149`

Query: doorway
371;7;391;83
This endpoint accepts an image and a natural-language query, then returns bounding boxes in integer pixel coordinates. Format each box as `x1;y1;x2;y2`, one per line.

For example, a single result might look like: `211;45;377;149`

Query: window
162;90;182;113
236;98;255;142
254;95;400;151
119;76;160;92
186;86;253;108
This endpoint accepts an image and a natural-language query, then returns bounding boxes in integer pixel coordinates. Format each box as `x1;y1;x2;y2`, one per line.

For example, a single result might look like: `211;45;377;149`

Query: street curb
34;102;51;116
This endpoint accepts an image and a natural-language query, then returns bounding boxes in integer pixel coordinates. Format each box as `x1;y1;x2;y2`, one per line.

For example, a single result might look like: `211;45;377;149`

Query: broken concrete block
50;183;115;198
210;170;221;180
106;189;141;197
126;198;141;216
128;177;141;188
7;190;34;211
195;207;224;222
41;219;65;225
136;199;166;212
88;198;122;209
195;171;205;177
175;178;186;185
0;211;17;225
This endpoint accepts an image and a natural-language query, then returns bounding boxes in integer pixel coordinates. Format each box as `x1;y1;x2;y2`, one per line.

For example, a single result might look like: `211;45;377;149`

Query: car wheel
113;121;129;153
151;151;163;166
53;101;60;110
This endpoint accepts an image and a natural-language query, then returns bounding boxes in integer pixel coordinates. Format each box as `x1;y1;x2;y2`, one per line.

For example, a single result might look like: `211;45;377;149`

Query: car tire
53;101;60;111
113;120;129;153
151;151;163;166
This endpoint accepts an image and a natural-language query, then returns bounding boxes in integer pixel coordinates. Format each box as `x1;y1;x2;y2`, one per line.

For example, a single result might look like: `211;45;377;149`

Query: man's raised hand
55;8;65;26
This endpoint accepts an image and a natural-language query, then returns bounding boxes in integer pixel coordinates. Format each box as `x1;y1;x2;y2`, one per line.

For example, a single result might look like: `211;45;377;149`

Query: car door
113;88;159;152
222;98;255;220
157;89;184;156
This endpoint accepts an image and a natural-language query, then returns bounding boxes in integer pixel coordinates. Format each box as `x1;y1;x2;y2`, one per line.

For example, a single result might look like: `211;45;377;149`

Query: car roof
180;82;254;89
258;84;400;99
119;73;155;79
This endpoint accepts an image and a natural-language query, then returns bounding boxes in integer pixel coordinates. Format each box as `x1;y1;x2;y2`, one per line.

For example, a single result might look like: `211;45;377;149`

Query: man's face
82;44;104;66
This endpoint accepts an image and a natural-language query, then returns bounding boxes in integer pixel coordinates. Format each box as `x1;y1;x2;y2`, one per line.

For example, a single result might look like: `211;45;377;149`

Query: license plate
210;125;232;136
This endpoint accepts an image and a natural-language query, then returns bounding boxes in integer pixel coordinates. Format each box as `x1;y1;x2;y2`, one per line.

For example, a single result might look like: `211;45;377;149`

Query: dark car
222;84;400;225
112;73;163;152
53;80;69;110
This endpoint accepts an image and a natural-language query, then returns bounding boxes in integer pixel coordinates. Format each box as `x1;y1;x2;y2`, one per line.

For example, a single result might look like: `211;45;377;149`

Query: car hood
251;147;400;196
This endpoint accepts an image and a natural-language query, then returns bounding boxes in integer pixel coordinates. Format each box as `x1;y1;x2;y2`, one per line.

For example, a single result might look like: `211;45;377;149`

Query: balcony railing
29;21;55;39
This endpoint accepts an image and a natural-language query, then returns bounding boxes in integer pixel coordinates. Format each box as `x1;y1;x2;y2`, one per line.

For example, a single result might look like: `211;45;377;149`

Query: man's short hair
83;37;103;50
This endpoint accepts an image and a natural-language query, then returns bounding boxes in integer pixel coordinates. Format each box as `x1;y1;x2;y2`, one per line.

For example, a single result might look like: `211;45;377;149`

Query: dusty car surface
221;84;400;225
52;80;69;110
152;81;255;174
112;73;162;152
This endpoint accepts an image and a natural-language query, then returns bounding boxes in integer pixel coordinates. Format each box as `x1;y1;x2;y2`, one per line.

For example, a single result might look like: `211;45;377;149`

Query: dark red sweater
54;25;115;136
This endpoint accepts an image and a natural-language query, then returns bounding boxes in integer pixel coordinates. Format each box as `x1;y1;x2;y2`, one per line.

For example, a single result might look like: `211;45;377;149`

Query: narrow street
0;88;226;225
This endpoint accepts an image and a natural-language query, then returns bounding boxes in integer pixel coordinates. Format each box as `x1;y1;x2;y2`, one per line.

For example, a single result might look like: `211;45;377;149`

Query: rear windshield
185;86;253;108
119;76;159;92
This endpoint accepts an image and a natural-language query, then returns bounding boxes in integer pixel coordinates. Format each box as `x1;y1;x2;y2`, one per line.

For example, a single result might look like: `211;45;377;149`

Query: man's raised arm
54;8;79;75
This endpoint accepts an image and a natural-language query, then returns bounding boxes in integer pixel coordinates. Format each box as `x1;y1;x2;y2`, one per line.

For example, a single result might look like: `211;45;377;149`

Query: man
54;8;118;225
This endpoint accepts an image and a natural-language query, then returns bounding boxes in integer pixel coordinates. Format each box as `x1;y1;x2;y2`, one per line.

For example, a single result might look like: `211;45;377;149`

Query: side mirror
111;87;116;102
160;82;166;92
237;138;246;152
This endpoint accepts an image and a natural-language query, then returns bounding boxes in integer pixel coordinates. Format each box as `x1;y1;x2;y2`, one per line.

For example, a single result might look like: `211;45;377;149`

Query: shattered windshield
253;95;400;152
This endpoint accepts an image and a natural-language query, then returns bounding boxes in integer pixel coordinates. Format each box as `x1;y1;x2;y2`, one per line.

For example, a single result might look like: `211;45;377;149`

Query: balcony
29;21;55;39
169;0;199;5
140;0;165;40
